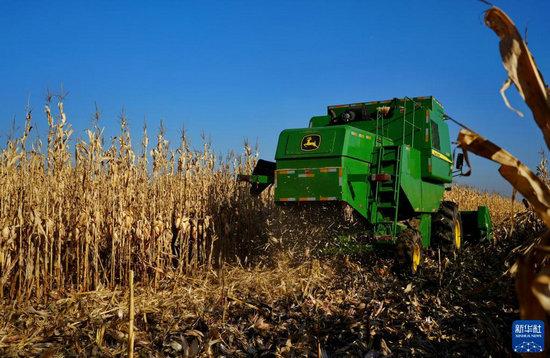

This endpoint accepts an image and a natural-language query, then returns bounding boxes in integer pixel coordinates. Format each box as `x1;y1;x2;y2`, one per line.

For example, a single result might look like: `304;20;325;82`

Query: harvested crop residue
1;201;540;356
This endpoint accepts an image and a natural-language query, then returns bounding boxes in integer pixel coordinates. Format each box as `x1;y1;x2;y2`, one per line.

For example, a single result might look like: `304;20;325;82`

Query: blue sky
1;0;549;194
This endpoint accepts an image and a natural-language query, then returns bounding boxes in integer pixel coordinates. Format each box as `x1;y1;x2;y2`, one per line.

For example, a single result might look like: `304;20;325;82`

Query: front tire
397;228;423;274
432;201;463;253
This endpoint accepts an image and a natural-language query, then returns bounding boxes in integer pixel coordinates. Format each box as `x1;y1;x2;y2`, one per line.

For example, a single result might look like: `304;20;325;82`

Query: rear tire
432;201;462;254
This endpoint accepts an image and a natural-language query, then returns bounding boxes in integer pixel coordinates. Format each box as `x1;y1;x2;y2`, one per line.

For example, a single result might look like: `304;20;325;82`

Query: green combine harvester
240;96;492;273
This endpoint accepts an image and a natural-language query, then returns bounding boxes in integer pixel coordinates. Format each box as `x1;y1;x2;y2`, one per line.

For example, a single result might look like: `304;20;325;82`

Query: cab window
431;121;441;150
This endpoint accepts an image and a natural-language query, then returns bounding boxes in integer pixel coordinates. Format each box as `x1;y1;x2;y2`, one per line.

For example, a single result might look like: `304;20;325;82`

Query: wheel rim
412;244;421;273
454;218;462;249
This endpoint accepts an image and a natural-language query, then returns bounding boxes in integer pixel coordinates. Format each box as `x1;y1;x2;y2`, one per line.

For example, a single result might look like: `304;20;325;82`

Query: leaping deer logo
301;135;321;151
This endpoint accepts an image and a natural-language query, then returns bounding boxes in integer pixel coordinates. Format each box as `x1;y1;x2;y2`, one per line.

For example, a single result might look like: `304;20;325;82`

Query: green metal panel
399;146;423;211
341;157;371;218
460;206;493;241
275;126;376;216
275;167;342;201
277;157;340;169
309;115;330;127
401;146;422;212
276;126;378;163
419;213;432;248
394;145;444;213
283;130;337;156
275;125;376;219
274;158;371;218
476;205;493;236
420;181;445;212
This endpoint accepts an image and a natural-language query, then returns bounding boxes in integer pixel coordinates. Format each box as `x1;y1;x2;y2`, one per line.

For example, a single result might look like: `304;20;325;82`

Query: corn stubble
0;98;274;302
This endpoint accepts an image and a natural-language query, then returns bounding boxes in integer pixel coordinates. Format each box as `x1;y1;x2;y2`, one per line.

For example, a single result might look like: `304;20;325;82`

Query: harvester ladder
373;145;402;237
372;97;421;238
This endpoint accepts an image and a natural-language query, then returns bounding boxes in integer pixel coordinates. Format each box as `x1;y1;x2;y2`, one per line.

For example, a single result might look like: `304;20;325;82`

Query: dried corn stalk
0;94;272;302
455;6;550;349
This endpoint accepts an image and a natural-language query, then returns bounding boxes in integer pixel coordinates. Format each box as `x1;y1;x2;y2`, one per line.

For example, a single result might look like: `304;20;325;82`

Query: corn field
1;96;531;304
0;88;539;358
0;98;273;302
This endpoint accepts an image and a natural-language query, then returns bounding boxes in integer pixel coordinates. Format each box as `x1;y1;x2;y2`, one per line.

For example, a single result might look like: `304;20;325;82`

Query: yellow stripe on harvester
431;149;453;164
276;169;295;175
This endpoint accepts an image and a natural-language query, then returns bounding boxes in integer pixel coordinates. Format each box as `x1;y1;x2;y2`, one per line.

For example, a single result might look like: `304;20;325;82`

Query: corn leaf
458;129;550;227
485;7;550;147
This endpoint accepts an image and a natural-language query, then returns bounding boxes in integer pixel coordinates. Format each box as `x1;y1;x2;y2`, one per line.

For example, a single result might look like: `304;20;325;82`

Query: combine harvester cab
239;96;492;272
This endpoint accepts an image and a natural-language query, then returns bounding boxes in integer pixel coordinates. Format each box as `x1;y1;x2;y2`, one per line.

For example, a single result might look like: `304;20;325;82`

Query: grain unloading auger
239;96;492;273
